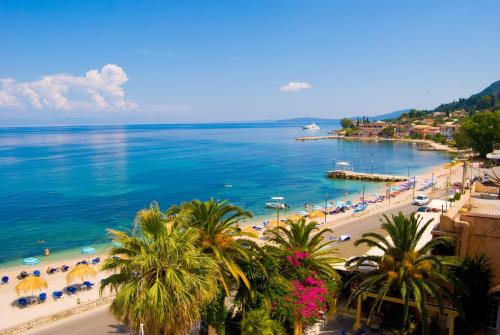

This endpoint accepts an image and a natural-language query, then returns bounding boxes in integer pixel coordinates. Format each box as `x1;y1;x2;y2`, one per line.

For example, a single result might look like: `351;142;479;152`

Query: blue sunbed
38;292;47;303
18;298;28;308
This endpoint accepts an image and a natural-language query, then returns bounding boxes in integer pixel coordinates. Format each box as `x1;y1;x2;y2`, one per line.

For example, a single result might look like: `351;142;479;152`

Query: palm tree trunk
327;297;337;318
293;320;303;335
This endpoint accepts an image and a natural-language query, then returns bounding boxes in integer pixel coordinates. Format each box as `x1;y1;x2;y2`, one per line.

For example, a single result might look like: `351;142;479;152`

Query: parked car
339;234;351;242
417;206;432;213
413;194;429;206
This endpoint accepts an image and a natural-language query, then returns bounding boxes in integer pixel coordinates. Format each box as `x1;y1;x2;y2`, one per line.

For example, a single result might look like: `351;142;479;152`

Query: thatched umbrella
15;275;48;296
66;263;97;284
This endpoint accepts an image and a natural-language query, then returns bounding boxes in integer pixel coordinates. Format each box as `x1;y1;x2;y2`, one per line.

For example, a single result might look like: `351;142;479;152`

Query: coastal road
25;305;129;335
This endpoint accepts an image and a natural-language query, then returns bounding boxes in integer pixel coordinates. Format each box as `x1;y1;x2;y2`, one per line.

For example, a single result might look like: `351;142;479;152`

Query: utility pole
371;160;374;175
387;182;391;204
362;185;365;203
445;176;449;211
407;164;410;178
431;172;435;191
276;208;280;228
324;193;328;225
413;179;416;201
461;160;467;194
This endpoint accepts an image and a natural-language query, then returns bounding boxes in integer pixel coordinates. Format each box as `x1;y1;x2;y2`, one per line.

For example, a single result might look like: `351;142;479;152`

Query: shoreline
295;134;466;154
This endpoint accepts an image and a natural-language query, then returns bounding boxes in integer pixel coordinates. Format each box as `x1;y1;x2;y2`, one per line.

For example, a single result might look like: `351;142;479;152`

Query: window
486;294;500;330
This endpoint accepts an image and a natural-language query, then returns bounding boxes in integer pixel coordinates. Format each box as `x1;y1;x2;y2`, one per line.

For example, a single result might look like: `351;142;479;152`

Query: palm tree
346;212;462;334
233;245;289;319
167;198;254;294
266;218;343;279
455;254;493;330
100;202;218;335
241;308;285;335
266;219;343;335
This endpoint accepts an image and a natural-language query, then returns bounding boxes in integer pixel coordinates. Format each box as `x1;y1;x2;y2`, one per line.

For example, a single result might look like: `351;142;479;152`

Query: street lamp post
324;193;328;225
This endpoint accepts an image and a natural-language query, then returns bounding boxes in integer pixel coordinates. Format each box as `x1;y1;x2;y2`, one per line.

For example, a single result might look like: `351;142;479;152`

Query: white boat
302;123;320;130
265;196;288;209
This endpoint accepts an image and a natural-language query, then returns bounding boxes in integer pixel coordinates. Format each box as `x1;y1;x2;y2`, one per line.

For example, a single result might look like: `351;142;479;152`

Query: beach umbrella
287;214;303;222
23;257;40;266
66;263;97;284
15;275;47;296
241;226;258;237
308;210;324;219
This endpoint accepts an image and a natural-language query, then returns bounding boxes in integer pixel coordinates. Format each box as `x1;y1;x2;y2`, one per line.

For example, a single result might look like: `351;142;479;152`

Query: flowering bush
291;277;328;320
286;250;309;267
274;274;330;325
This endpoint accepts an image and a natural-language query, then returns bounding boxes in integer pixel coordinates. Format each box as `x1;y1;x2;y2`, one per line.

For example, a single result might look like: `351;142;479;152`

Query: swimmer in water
38;239;45;244
44;248;50;256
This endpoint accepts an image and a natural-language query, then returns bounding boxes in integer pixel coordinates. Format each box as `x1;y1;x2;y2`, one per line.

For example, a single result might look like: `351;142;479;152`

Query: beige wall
460;214;500;287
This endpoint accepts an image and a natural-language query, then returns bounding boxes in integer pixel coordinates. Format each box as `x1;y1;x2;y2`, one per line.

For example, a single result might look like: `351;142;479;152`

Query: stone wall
0;296;115;335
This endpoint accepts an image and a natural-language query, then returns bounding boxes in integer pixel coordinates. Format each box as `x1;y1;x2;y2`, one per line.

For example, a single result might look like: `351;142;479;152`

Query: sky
0;0;499;126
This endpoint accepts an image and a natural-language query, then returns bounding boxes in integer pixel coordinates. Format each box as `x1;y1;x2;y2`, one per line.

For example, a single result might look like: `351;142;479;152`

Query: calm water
0;123;450;264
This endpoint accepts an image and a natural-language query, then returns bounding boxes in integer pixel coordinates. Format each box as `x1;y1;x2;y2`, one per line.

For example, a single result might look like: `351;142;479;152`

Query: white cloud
280;81;312;92
0;64;136;111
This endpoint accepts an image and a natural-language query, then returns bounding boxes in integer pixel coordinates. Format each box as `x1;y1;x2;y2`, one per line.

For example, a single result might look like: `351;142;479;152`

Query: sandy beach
0;161;466;333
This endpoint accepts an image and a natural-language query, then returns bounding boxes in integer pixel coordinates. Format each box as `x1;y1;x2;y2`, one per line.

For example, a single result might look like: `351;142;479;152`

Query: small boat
302;123;320;130
224;184;233;188
265;196;288;209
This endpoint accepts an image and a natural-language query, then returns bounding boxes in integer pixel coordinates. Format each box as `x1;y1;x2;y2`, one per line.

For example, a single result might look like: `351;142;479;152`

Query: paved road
25;305;128;335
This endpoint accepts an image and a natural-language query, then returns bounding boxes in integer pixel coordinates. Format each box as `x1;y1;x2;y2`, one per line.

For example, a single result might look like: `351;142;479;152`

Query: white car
413;194;429;206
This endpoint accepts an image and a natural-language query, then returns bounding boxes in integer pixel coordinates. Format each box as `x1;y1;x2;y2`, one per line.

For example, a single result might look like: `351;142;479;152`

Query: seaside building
422;118;435;126
357;121;387;137
451;109;467;118
439;122;460;139
433;111;446;117
393;124;409;138
432;181;500;331
410;125;440;137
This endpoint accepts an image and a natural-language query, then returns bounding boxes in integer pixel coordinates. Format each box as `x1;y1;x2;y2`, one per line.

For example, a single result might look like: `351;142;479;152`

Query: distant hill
433;80;500;114
372;109;410;121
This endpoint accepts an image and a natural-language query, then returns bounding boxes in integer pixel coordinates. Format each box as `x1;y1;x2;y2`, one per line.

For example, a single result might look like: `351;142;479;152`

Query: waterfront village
335;109;467;143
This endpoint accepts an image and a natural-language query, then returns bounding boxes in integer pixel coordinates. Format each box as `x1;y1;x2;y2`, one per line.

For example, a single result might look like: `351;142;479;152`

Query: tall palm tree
346;212;462;334
100;202;218;335
167;198;254;294
233;245;289;318
266;218;343;279
266;219;343;335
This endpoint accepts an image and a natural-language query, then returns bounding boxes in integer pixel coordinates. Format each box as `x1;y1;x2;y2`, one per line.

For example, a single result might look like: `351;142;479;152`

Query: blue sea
0;122;451;265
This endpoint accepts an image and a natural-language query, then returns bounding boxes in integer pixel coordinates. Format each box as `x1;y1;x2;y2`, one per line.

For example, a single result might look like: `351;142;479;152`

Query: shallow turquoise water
0;123;450;265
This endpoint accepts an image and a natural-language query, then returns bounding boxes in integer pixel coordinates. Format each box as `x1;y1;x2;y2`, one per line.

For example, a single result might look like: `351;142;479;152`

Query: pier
326;170;408;182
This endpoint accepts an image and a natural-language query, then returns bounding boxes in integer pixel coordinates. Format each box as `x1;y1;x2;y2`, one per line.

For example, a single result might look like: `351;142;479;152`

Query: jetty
326;170;408;182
